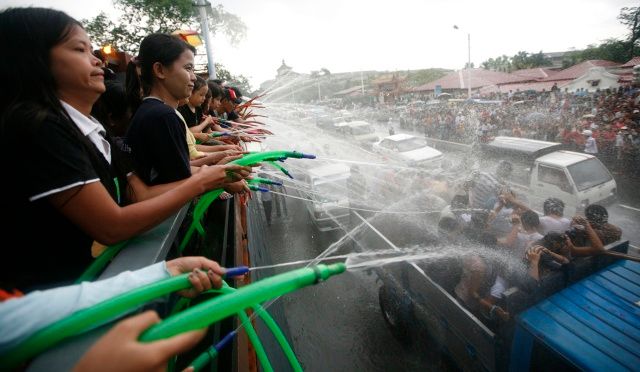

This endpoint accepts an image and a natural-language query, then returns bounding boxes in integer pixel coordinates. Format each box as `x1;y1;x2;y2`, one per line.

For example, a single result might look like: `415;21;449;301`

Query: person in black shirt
128;97;192;184
216;86;243;121
0;10;252;291
127;35;251;185
177;76;207;128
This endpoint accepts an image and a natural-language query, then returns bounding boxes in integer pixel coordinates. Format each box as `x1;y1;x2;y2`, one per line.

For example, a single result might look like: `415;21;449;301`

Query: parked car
372;134;443;168
299;164;351;232
335;120;379;148
316;115;345;131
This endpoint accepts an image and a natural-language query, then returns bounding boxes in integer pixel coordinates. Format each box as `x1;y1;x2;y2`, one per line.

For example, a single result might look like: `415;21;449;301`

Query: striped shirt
469;172;504;209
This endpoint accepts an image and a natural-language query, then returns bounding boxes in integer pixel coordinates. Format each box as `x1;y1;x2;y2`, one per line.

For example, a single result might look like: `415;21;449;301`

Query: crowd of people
437;160;622;327
0;7;268;370
363;87;639;177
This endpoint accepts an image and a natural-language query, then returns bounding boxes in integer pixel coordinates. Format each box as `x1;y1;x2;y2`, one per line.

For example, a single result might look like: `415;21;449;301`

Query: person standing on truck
467;160;513;209
539;198;571;234
578;204;621;246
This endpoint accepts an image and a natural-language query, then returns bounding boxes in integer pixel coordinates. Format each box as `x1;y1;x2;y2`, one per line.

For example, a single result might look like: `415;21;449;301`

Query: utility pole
360;70;365;94
454;25;472;99
467;32;471;99
195;0;216;79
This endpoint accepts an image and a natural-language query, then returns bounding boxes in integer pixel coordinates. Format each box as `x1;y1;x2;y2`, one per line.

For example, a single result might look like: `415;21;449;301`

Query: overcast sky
3;0;637;88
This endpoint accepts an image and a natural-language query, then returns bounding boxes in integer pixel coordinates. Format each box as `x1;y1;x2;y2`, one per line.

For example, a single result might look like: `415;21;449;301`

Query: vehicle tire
378;284;413;346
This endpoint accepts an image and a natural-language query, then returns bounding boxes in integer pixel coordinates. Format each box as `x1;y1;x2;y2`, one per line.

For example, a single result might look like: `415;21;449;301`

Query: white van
373;134;443;168
300;164;351;232
482;136;617;215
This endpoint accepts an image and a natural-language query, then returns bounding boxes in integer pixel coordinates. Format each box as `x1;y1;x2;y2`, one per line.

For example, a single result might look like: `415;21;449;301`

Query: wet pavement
253;198;437;371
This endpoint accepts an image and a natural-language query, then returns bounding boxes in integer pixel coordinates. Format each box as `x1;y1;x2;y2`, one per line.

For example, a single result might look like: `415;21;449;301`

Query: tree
82;0;246;54
618;6;640;60
482;51;550;71
511;51;530;70
527;51;552;68
562;39;636;67
215;63;253;95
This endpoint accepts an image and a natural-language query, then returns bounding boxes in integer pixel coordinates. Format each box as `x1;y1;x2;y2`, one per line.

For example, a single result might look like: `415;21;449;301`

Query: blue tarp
515;260;640;370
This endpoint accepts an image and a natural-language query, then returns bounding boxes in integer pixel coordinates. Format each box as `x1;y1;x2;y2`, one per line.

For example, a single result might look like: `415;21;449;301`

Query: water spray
179;150;315;252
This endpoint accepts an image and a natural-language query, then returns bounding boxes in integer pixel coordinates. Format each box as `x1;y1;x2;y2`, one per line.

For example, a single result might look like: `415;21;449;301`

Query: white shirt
584;136;598;154
539;215;571;234
0;262;170;353
61;101;111;164
516;231;544;257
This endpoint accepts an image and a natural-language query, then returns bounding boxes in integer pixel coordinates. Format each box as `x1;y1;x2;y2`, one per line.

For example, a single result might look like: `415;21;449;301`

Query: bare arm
196;144;243;153
568;217;604;256
498;216;520;248
501;192;530;212
188;116;214;134
49;164;252;245
541;246;570;264
189;152;243;167
126;174;189;202
526;246;542;281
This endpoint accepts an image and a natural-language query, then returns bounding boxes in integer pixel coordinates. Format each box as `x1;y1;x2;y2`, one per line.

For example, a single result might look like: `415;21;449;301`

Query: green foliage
482;51;551;72
405;69;450;86
481;55;512;72
618;6;640;60
215;63;253;95
82;0;246;54
562;39;639;67
484;7;640;71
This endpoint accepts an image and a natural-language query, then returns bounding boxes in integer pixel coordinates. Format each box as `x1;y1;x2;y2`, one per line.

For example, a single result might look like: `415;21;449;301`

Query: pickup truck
375;238;636;371
481;136;617;215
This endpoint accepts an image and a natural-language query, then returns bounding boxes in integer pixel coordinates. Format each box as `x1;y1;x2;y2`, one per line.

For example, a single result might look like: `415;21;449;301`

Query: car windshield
313;179;348;202
568;158;613;191
397;138;426;152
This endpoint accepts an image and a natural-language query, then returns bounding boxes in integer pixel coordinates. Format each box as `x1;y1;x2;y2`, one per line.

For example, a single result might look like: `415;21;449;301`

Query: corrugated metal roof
517;260;640;370
620;57;640;68
483;136;563;157
541;60;620;82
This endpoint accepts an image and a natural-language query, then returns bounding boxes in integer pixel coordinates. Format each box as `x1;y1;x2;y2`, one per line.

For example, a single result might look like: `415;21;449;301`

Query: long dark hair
136;33;196;96
0;7;123;204
125;60;143;115
0;8;80;118
207;81;224;100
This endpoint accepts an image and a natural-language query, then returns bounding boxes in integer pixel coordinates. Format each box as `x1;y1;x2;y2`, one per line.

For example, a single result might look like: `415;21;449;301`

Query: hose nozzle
223;266;250;278
248;185;269;192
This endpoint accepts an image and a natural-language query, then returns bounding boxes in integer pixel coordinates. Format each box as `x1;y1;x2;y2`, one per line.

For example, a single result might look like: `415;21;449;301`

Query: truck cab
481;137;616;215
